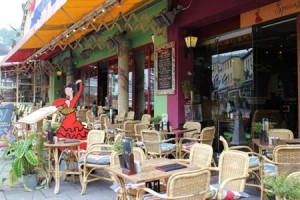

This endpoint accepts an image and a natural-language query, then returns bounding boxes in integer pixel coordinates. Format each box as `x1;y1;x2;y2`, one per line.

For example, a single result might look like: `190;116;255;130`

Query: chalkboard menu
155;41;175;95
0;104;14;141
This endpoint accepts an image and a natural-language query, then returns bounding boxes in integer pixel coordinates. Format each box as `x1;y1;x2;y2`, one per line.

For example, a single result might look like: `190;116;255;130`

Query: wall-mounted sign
241;0;300;28
155;41;175;95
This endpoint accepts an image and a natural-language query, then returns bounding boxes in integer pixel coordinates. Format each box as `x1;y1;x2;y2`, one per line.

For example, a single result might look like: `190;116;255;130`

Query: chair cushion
249;156;259;168
182;142;196;151
161;143;176;153
78;154;111;165
112;183;166;198
263;163;275;176
207;184;250;200
142;193;166;200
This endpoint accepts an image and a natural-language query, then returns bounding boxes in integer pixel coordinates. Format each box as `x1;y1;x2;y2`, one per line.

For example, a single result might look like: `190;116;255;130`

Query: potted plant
0;132;48;191
264;173;300;200
43;121;60;143
113;139;126;168
181;80;191;99
150;115;162;131
251;122;275;145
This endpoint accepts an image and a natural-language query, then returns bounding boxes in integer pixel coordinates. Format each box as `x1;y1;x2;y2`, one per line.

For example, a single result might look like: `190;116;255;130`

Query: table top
44;140;83;148
252;138;300;151
106;158;198;184
161;129;197;134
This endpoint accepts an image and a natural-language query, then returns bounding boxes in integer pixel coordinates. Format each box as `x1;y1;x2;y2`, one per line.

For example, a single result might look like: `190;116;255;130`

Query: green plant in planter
113;139;124;153
150;115;162;124
0;132;48;191
43;122;60;133
264;173;300;200
251;122;276;133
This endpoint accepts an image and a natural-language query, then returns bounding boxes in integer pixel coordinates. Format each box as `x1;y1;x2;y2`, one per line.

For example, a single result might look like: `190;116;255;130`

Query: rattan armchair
134;123;148;141
179;126;215;159
78;130;112;195
141;129;176;159
260;145;300;199
268;128;294;139
220;136;260;188
115;110;126;123
183;121;201;138
136;168;211;200
210;150;249;200
177;143;213;168
110;147;146;200
141;114;151;125
126;111;135;120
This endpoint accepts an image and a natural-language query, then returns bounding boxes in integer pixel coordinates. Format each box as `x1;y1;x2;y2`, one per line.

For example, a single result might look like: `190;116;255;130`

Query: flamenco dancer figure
52;79;89;149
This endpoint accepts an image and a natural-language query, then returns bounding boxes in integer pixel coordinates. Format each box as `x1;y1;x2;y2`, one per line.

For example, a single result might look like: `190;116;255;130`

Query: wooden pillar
117;38;130;113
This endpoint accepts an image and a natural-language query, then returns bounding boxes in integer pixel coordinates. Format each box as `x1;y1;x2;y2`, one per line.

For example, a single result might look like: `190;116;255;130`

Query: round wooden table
44;140;83;194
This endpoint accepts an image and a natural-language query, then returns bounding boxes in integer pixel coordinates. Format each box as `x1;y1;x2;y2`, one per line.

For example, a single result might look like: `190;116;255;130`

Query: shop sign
241;0;300;28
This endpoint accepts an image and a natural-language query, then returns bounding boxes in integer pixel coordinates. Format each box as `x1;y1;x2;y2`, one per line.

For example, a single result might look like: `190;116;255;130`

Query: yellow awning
1;0;153;65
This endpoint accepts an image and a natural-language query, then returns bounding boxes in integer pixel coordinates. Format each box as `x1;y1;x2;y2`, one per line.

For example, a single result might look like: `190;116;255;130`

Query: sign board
155;41;175;95
241;0;300;28
18;106;58;124
0;104;14;138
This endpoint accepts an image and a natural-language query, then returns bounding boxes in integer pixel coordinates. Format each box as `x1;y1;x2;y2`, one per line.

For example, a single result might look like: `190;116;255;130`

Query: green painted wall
49;0;168;116
153;33;167;117
49;71;64;104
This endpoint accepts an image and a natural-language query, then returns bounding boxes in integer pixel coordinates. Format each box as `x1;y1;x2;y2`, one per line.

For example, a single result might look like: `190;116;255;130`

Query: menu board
155;41;175;95
0;104;14;137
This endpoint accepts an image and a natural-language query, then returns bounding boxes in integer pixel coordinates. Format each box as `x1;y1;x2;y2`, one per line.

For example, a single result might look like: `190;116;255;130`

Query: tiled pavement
0;147;262;200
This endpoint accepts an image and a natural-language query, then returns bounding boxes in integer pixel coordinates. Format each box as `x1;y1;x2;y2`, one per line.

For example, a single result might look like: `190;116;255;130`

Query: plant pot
154;123;160;131
23;173;38;190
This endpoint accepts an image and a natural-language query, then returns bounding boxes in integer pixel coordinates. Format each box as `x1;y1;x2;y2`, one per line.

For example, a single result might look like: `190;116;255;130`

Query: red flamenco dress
52;82;89;149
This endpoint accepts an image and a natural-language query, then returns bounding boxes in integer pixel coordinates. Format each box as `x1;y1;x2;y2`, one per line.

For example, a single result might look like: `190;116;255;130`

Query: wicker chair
220;136;260;188
141;114;151;125
141;129;176;159
136;168;211;200
134;123;148;141
177;143;213;168
86;110;95;124
179;126;215;159
97;106;104;117
210;150;249;200
183;122;201;138
268;128;294;139
78;130;112;195
110;147;146;200
260;145;300;199
118;120;141;140
115;110;126;123
126;111;135;120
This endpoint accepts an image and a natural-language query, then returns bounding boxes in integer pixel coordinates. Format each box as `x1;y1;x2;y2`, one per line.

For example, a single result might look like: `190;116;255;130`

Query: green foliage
113;138;136;153
0;132;48;190
113;139;123;153
150;115;162;124
43;122;60;133
251;122;276;133
0;28;21;50
264;174;300;199
181;80;191;91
